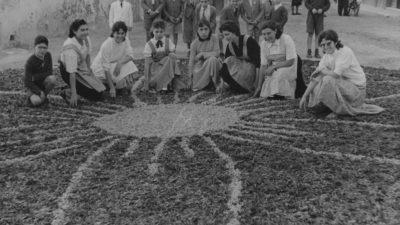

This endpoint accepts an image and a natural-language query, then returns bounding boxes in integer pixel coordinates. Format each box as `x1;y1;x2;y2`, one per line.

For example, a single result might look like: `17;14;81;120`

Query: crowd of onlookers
23;0;384;118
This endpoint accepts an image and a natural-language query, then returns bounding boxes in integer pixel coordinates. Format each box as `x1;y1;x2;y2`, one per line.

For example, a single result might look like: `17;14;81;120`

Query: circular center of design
92;104;239;137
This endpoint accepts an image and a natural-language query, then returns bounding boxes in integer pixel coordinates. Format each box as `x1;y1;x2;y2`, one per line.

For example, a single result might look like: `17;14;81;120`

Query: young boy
163;0;185;50
194;0;217;35
141;0;165;41
305;0;330;58
143;19;186;93
269;0;288;32
219;0;242;58
24;35;56;106
241;0;264;44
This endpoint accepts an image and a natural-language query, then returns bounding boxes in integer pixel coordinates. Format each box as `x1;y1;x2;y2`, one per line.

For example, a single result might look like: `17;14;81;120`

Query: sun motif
1;68;400;224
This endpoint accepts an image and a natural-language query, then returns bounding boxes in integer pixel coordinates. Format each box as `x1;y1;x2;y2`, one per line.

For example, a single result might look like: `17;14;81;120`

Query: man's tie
120;1;123;7
202;10;206;20
156;40;163;48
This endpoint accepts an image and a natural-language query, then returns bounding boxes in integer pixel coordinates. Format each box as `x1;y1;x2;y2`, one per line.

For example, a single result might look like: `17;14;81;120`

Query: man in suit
109;0;133;34
141;0;165;41
241;0;264;43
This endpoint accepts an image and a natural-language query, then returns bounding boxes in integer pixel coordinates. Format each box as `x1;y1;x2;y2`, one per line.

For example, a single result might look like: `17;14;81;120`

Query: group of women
25;18;384;117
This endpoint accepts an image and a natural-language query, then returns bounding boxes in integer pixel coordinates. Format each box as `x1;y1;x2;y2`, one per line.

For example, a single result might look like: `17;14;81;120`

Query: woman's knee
30;95;43;106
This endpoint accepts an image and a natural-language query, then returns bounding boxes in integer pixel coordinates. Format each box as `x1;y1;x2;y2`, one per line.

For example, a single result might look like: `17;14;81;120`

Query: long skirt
92;61;139;89
192;56;222;91
260;67;297;99
148;56;186;91
308;76;385;116
59;63;103;102
222;56;257;93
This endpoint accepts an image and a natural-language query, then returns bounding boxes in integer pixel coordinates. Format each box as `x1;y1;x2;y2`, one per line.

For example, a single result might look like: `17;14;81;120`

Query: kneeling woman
188;19;222;91
300;30;384;116
143;19;186;93
91;21;138;97
24;35;56;106
59;19;106;106
253;21;298;99
217;20;260;94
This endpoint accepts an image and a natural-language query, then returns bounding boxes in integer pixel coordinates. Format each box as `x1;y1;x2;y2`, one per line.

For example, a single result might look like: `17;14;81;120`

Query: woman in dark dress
216;20;261;94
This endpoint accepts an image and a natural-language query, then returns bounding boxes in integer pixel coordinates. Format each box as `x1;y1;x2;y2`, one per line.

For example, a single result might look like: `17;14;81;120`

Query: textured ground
1;59;400;225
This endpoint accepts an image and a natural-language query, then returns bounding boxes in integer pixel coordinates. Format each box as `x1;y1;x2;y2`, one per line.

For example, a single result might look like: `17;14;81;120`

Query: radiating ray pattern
1;80;400;225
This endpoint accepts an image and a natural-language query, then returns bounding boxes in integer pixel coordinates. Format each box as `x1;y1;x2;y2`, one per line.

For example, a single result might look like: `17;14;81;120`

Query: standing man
305;0;330;58
142;0;165;41
241;0;264;44
337;0;349;16
109;0;133;35
163;0;185;50
269;0;288;32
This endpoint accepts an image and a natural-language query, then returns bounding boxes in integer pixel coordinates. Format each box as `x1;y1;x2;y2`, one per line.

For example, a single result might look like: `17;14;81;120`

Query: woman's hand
169;53;177;60
299;96;307;111
265;66;275;76
110;88;116;98
195;53;204;61
40;91;46;102
70;93;78;107
114;62;122;77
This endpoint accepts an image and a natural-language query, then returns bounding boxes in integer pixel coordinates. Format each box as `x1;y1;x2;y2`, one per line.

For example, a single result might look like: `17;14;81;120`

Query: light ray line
180;137;194;158
93;101;128;110
50;110;97;119
232;124;315;136
79;106;118;114
374;80;400;84
19;114;74;121
366;94;400;102
289;146;400;166
237;105;290;116
0;145;80;166
200;96;218;105
218;133;272;146
0;122;83;133
131;75;145;92
173;91;180;104
237;121;295;129
123;139;139;158
216;134;400;166
156;95;163;105
28;131;99;148
51;106;106;117
226;128;290;140
224;97;265;107
203;136;242;225
256;117;400;129
212;94;249;106
148;138;167;176
187;91;207;103
51;140;120;225
131;76;147;107
251;109;296;119
0;91;24;95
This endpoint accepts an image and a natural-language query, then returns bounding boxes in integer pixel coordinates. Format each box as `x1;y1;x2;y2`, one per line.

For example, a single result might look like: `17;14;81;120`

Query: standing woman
300;30;385;117
217;20;261;94
183;0;199;57
91;21;138;97
188;19;221;91
253;20;298;99
59;19;106;106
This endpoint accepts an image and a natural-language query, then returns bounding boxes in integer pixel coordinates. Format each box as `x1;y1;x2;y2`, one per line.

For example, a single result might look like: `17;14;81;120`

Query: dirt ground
1;1;399;71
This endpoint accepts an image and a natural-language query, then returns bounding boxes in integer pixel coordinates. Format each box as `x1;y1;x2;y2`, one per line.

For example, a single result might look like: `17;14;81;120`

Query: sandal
60;89;70;105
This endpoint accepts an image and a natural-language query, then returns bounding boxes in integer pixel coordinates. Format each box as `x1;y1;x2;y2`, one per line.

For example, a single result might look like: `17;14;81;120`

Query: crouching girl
143;19;186;93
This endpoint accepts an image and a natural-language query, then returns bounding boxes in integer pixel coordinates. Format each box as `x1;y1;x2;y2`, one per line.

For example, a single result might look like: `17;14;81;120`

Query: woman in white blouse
91;21;138;97
300;30;384;117
59;19;106;107
253;20;298;99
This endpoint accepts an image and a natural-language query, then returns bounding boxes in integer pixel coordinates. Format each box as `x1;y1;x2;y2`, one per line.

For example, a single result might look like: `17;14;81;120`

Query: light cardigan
60;36;92;73
317;46;366;86
143;37;176;58
91;37;134;72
